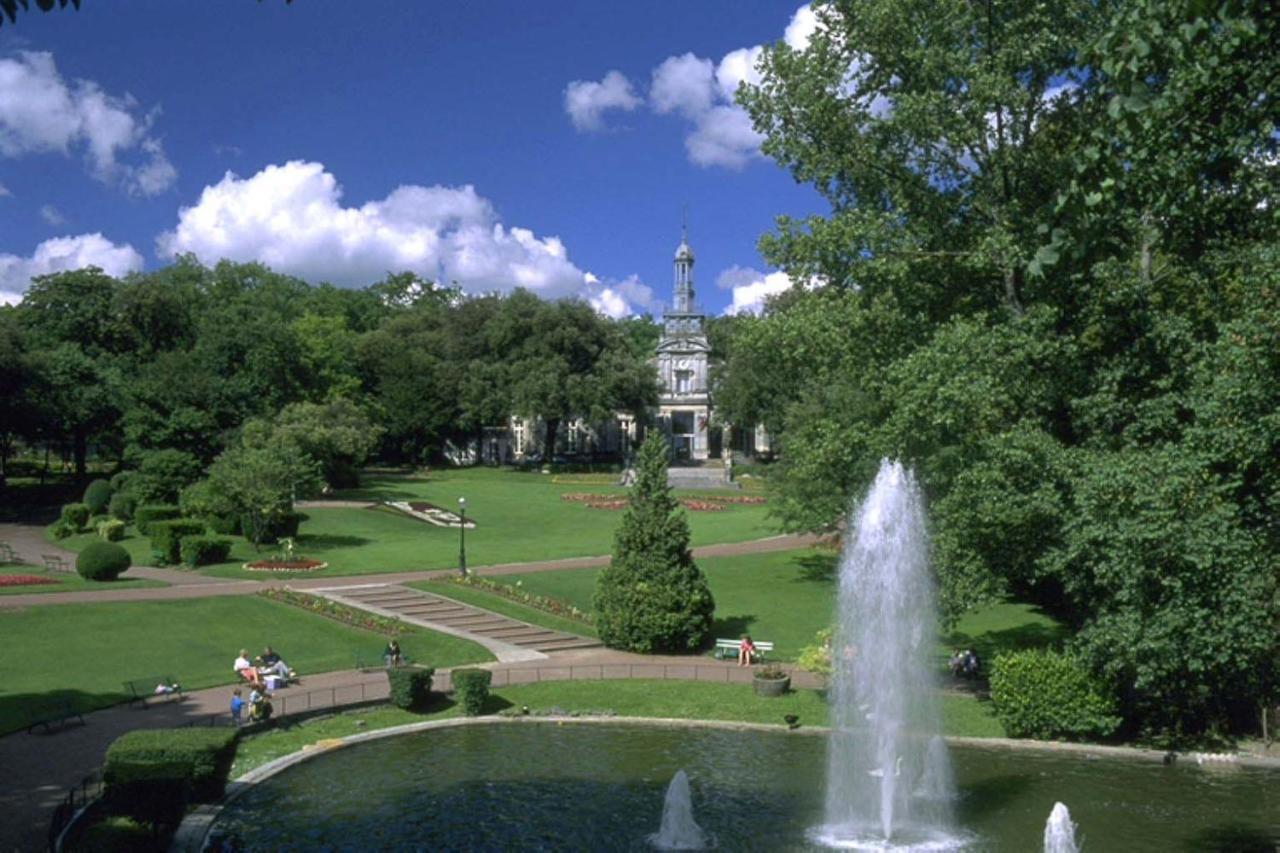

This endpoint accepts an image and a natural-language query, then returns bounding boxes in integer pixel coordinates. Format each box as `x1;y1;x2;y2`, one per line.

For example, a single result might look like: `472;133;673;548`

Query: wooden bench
41;554;72;573
25;699;86;734
357;650;414;672
0;541;19;563
713;638;774;662
123;676;184;709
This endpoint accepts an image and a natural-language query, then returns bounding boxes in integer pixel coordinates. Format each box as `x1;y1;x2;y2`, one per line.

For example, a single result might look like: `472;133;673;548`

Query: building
653;228;713;461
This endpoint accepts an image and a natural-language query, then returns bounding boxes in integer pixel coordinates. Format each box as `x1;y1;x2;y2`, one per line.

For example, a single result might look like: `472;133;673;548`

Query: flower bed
563;492;761;509
450;575;593;625
386;501;475;528
259;587;406;635
0;574;59;587
243;559;328;572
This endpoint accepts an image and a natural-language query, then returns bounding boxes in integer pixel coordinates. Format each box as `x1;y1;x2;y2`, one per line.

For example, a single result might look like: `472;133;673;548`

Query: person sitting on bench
738;635;757;666
384;639;403;667
258;646;294;681
234;649;261;687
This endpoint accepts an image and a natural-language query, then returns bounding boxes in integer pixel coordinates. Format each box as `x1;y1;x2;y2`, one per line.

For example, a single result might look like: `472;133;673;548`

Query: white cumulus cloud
157;160;654;315
0;233;144;304
0;51;176;196
40;204;65;225
564;70;642;132
585;273;656;319
650;53;717;118
717;265;795;315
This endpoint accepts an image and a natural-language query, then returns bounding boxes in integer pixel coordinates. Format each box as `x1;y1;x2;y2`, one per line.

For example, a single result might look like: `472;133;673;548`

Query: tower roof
674;238;695;262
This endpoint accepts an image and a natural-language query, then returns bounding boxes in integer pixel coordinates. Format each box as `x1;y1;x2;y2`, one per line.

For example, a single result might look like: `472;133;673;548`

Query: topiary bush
82;478;113;514
103;728;238;829
76;541;132;580
387;666;435;710
51;521;75;540
59;502;90;531
149;519;205;565
593;435;715;653
989;649;1121;741
451;668;492;716
108;491;137;521
134;504;180;536
179;535;233;568
97;518;126;542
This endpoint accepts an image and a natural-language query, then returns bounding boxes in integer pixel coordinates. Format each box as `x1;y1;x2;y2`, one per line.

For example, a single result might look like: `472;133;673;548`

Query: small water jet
649;769;707;850
1043;802;1079;853
813;460;960;850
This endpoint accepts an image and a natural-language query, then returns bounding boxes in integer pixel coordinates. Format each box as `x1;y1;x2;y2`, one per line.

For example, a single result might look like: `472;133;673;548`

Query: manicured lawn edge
0;565;166;595
411;580;600;638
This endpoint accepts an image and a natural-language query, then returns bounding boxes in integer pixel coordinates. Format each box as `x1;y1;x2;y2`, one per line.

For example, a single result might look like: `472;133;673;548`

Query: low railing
47;770;102;852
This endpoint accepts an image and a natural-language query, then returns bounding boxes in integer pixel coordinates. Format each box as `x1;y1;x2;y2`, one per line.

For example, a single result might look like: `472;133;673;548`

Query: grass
229;680;1004;776
428;549;1068;667
0;596;492;736
0;565;166;596
48;468;778;579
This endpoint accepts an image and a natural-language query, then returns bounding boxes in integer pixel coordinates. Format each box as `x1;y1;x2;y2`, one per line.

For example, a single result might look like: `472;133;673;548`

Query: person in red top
738;635;756;666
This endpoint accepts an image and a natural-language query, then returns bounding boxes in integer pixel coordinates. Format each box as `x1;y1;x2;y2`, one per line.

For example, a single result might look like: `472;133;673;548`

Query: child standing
230;688;244;726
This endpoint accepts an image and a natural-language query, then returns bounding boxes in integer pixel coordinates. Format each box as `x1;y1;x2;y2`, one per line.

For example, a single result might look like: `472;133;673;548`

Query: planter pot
753;674;790;698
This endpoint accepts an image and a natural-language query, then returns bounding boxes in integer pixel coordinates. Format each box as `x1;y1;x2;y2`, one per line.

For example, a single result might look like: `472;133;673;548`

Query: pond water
211;722;1278;852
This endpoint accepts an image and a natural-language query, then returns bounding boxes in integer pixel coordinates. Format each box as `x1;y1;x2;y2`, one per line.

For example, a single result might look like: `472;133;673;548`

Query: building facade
653;230;713;461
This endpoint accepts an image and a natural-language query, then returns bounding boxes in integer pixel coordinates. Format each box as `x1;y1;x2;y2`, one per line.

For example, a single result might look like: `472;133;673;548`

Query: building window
675;370;692;394
672;411;695;435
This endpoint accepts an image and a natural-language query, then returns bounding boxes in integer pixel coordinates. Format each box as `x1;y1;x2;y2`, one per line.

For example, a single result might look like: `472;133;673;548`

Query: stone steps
329;585;601;655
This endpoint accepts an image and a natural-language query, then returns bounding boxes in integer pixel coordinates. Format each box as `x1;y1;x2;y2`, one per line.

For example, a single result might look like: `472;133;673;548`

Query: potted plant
753;664;791;697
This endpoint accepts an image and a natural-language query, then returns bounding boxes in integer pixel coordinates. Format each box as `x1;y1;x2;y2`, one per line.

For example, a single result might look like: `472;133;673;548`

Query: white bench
713;638;774;662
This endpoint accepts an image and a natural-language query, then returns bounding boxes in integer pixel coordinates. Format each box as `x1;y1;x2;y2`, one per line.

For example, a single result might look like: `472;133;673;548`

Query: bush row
451;668;492;716
989;649;1120;741
387;667;435;710
102;728;238;829
149;519;206;565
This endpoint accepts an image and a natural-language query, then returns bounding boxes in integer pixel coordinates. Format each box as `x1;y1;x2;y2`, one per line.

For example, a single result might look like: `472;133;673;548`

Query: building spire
673;211;695;313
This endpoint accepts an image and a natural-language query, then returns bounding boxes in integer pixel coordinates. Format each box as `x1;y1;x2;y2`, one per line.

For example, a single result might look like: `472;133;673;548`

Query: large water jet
1043;802;1079;853
649;769;707;850
813;460;959;850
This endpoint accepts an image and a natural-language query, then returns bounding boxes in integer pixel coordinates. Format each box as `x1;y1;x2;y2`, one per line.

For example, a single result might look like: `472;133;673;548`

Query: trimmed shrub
451;668;492;716
97;518;126;542
51;521;75;540
990;649;1121;741
108;491;137;521
83;479;113;514
109;470;134;494
179;535;233;568
207;513;241;535
103;728;238;827
134;504;180;536
241;510;308;545
76;541;132;580
149;519;205;565
59;502;90;531
387;666;436;710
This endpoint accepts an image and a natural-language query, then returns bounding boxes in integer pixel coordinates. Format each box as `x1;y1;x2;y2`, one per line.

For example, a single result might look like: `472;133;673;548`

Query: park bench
0;541;19;563
713;638;774;663
25;699;86;734
356;649;414;672
123;676;184;709
41;554;72;573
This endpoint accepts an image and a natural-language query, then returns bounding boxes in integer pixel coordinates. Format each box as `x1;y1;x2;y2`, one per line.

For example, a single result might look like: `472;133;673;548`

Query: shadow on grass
942;620;1070;662
0;686;231;737
480;694;514;714
711;614;756;641
332;488;421;502
792;552;837;584
297;534;373;550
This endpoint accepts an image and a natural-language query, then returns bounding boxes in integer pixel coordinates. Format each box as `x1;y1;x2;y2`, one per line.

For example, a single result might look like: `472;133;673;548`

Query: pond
210;722;1278;852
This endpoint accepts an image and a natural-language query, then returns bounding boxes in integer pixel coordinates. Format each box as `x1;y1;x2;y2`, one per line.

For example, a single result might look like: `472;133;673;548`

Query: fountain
813;459;960;850
649;769;707;850
1043;803;1079;853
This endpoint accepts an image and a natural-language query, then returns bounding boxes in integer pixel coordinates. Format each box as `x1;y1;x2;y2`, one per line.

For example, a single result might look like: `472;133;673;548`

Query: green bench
25;699;86;734
123;676;184;709
356;649;414;672
713;638;774;662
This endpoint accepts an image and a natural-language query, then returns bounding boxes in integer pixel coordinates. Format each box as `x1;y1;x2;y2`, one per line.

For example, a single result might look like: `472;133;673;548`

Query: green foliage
51;520;75;540
148;519;206;565
108;491;136;521
60;502;90;530
127;449;204;504
990;649;1120;741
386;666;435;710
593;435;715;653
796;628;833;679
252;398;383;489
96;518;126;542
83;479;112;514
102;728;238;829
133;504;179;536
75;541;131;580
205;437;321;546
451;668;492;716
179;535;232;568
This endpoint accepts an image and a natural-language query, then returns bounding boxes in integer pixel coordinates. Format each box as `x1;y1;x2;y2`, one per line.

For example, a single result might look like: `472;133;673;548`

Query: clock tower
654;226;712;461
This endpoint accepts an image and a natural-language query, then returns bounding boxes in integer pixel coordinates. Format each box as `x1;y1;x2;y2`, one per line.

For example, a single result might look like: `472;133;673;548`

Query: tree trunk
1003;266;1025;316
73;428;88;478
543;417;560;461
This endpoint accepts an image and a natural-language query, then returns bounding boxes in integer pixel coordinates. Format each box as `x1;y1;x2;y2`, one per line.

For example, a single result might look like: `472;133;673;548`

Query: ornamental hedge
149;519;206;565
83;479;113;515
179;535;233;567
59;502;90;531
989;649;1121;741
108;491;137;521
387;666;435;710
76;541;131;580
102;728;238;828
96;518;126;542
451;668;492;716
134;504;180;536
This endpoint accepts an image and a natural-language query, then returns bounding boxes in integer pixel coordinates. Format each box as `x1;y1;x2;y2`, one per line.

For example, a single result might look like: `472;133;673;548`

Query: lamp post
457;496;467;576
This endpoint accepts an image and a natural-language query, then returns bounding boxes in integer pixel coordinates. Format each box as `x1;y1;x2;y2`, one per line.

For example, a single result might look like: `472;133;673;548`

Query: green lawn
230;680;1003;777
437;548;1068;666
413;579;600;638
49;468;777;579
0;565;166;596
0;596;492;736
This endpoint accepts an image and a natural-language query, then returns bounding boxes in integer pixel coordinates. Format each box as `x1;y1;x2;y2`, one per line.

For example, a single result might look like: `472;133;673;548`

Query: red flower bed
703;495;767;505
243;560;328;572
560;493;609;503
0;574;59;587
581;498;725;512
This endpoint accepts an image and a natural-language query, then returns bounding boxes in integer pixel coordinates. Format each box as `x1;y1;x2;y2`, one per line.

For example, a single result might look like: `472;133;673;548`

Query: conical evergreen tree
593;433;715;652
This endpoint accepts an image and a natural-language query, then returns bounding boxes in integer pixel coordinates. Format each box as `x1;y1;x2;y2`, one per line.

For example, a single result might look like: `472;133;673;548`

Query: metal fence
46;770;102;852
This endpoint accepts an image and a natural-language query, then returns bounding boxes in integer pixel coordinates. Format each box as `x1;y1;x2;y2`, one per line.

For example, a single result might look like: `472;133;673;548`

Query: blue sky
0;1;824;316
